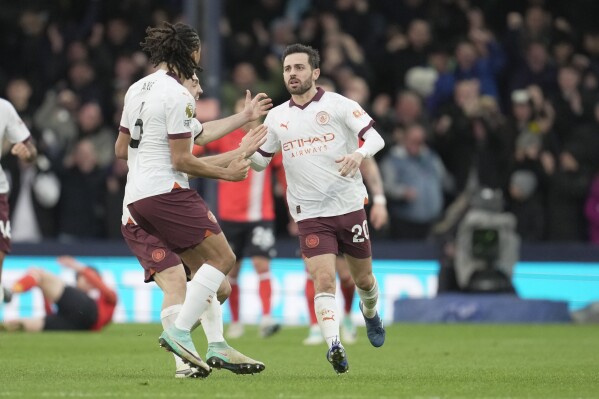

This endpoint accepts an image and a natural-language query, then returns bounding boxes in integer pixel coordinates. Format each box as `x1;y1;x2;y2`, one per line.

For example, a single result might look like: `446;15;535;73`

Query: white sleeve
340;97;375;141
3;100;31;143
119;89;132;134
355;128;385;158
191;118;203;140
165;91;194;138
250;112;280;171
249;151;272;171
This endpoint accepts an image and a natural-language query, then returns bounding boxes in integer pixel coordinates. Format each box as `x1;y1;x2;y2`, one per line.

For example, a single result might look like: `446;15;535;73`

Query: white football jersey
121;120;203;225
260;88;375;221
120;69;196;204
0;98;32;194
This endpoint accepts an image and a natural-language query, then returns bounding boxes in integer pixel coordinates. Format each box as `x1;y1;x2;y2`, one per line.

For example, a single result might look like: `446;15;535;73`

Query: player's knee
315;273;336;293
353;273;373;291
218;250;236;274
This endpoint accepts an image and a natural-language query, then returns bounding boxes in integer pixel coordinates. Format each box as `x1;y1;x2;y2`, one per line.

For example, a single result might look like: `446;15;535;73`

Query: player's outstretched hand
239;124;268;156
244;90;273;122
336;152;364;177
227;152;251;181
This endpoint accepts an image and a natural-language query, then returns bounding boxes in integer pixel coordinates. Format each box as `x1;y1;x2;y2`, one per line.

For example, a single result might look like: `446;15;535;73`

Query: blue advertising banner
1;256;598;324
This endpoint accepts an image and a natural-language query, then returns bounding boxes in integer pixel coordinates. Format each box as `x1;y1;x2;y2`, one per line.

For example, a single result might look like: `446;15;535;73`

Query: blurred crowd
2;0;599;244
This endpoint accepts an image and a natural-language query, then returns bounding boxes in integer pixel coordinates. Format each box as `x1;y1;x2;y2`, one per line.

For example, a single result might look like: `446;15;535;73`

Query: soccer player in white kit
116;73;269;377
119;22;270;373
249;44;386;374
0;98;37;305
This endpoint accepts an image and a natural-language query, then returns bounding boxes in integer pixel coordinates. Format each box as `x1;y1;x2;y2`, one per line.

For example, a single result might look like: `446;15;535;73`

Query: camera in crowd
455;188;520;293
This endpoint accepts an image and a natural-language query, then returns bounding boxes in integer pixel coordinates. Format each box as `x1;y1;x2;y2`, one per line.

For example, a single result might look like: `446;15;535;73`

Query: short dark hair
140;21;201;80
282;44;320;70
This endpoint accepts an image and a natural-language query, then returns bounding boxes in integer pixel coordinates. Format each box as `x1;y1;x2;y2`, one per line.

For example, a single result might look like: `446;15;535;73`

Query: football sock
11;274;38;293
305;278;317;325
340;280;355;315
161;304;185;368
229;278;240;323
314;293;340;348
201;297;224;344
175;264;225;332
258;272;272;316
356;278;379;318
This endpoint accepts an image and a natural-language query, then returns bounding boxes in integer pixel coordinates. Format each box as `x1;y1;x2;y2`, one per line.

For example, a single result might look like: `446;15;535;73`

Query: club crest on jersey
305;234;320;248
316;111;330;125
185;103;194;118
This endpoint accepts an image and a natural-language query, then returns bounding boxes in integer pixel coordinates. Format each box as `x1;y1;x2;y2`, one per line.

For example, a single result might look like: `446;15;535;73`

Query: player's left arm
6;101;37;163
195;90;272;145
360;158;389;230
336;99;385;177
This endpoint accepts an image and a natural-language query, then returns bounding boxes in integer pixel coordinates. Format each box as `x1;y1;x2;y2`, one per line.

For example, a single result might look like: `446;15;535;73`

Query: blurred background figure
2;255;116;332
381;124;450;240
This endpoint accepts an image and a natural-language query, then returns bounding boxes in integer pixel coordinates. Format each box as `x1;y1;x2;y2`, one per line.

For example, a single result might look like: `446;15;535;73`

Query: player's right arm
195;124;267;168
195;90;272;145
115;88;132;160
249;113;280;171
166;91;250;181
170;138;249;181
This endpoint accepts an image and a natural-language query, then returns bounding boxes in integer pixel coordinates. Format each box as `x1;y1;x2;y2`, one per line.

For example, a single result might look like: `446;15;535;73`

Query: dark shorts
128;189;222;254
43;286;98;331
297;209;372;259
0;194;11;253
121;223;183;282
220;220;276;259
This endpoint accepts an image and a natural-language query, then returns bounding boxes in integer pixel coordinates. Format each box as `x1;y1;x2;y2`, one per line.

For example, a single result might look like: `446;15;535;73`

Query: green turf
1;323;598;398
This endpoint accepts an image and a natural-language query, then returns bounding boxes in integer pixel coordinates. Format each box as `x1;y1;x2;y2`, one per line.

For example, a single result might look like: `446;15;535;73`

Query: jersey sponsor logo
151;248;166;262
280;121;289;130
282;133;335;151
185;103;194;118
316;111;330;125
207;210;217;224
305;234;319;248
353;108;366;118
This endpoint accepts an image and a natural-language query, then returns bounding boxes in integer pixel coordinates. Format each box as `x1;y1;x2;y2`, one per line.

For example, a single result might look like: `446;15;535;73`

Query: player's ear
312;68;320;81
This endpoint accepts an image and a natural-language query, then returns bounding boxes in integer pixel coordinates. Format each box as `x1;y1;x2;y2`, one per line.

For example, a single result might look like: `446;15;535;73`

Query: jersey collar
289;87;325;110
166;71;182;84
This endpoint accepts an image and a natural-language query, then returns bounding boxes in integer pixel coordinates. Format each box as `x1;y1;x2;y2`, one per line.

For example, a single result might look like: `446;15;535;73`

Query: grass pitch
0;323;598;399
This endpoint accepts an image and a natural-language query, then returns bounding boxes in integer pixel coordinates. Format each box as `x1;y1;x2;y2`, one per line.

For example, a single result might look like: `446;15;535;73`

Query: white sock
161;304;186;368
314;293;341;348
356;278;379;318
201;298;224;344
175;264;225;332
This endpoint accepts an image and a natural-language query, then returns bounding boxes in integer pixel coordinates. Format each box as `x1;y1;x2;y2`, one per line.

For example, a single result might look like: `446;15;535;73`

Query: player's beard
286;78;312;95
